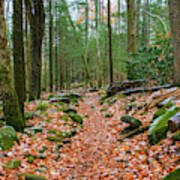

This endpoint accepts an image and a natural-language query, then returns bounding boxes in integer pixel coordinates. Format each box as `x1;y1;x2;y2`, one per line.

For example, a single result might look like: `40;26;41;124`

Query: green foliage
126;36;173;85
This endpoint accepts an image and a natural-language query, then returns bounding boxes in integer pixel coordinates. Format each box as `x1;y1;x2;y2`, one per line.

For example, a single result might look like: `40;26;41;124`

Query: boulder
0;126;19;150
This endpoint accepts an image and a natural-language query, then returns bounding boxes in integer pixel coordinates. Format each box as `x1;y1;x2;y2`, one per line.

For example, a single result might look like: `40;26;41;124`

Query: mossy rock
4;160;21;169
60;107;77;114
25;111;34;120
162;168;180;180
99;96;108;105
61;114;70;122
21;173;47;180
47;129;57;134
121;115;142;128
46;136;62;142
153;107;166;120
148;106;180;145
32;127;43;134
38;146;48;153
107;97;117;105
36;102;49;111
104;112;114;118
0;126;18;150
172;131;180;142
69;113;83;125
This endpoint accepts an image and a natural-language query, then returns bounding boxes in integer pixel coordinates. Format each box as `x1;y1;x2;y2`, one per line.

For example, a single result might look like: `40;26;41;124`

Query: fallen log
118;126;149;141
107;80;145;96
121;84;174;96
168;112;180;132
48;97;70;104
148;106;180;145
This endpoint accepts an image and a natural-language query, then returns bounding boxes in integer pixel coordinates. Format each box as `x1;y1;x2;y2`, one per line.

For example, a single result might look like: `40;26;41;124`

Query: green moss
172;131;180;142
3;88;25;131
25;111;34;120
47;129;57;134
121;115;142;128
32;127;43;133
61;114;70;122
36;102;49;111
148;106;180;145
104;112;114;118
4;160;21;169
60;107;77;114
0;126;18;150
46;136;62;142
69;113;83;125
21;173;47;180
162;169;180;180
38;146;48;153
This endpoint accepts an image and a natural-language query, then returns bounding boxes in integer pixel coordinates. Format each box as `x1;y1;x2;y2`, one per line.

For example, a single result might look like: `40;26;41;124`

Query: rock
162;168;180;180
121;115;142;129
0;126;19;150
69;113;83;125
21;173;47;180
4;160;21;169
25;111;34;120
60;107;77;114
148;106;180;145
32;127;43;134
172;131;180;142
168;112;180;132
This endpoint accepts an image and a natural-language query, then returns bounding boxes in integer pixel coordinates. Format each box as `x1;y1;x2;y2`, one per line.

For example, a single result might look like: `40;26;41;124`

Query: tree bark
136;0;141;44
49;0;53;92
25;0;45;100
168;0;180;85
13;0;25;120
127;0;137;54
0;0;24;131
108;0;113;84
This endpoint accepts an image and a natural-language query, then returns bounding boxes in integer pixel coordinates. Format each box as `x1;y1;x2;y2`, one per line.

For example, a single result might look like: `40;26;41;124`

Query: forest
0;0;180;179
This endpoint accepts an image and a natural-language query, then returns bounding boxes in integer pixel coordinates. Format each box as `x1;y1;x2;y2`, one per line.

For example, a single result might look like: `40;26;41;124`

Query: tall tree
0;0;24;131
168;0;180;85
127;0;137;54
136;0;141;44
142;0;149;45
94;0;102;87
25;0;45;100
49;0;53;92
13;0;25;120
107;0;113;84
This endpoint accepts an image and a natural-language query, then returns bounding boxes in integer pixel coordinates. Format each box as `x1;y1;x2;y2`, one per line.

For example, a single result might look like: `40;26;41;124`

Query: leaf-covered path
59;93;122;178
0;91;179;179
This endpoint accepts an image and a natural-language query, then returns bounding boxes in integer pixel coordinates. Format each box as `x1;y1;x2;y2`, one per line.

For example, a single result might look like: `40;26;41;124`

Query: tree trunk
136;0;141;44
54;2;58;91
127;0;137;54
13;0;25;120
25;10;31;98
168;0;180;85
94;0;102;87
107;0;113;84
0;0;24;131
143;0;149;46
25;0;45;100
49;0;53;92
